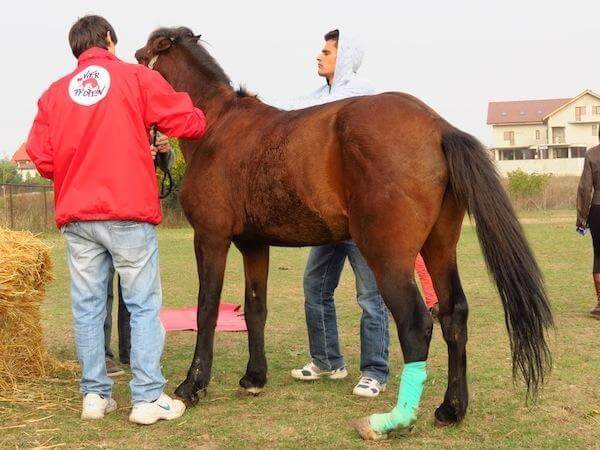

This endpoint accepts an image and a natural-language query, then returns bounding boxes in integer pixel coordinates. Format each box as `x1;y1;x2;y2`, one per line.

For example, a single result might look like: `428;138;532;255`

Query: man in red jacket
26;15;206;425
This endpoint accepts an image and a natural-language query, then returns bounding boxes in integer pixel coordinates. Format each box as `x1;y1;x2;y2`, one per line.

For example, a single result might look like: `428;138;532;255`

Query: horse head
136;27;199;63
136;27;238;123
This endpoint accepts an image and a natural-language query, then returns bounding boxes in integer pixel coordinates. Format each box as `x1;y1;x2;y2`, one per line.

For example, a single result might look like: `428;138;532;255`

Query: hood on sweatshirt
329;31;365;92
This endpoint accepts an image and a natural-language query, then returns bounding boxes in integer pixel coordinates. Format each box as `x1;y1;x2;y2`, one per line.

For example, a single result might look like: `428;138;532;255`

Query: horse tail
441;126;553;399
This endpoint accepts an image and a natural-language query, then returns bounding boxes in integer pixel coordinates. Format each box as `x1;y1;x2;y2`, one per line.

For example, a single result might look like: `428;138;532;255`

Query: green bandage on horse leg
370;361;427;434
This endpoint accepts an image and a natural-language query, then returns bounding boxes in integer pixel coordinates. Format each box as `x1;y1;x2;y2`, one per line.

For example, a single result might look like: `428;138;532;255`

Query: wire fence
0;183;54;232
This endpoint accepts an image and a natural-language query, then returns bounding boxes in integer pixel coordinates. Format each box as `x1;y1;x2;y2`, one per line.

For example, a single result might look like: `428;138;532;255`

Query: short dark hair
68;15;118;58
324;29;339;46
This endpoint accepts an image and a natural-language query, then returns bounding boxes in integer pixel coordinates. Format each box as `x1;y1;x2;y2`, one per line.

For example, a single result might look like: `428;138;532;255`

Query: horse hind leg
235;241;269;395
352;256;433;440
420;192;468;425
347;195;437;439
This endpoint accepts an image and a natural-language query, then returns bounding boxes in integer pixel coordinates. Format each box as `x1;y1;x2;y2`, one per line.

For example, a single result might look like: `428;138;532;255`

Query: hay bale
0;227;62;391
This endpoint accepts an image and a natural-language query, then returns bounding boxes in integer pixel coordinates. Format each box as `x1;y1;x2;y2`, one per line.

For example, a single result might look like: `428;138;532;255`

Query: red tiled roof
11;142;29;162
487;98;571;124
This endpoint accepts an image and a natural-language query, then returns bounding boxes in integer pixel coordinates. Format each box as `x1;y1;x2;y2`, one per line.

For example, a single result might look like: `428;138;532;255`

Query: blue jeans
303;241;390;383
62;221;166;404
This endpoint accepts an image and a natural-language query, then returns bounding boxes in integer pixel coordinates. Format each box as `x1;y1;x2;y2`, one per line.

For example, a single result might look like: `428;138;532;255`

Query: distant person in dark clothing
576;144;600;319
104;273;130;376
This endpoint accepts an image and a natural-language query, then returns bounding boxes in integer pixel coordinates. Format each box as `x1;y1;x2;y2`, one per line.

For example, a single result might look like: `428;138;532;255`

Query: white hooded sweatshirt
288;30;375;109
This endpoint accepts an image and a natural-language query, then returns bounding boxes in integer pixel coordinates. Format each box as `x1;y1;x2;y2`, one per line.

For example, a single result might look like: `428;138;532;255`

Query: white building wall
495;158;584;176
19;168;39;180
492;123;548;148
546;92;600;146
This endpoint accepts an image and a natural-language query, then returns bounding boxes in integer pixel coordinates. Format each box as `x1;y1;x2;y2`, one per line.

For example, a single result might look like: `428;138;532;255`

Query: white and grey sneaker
353;376;386;398
129;393;186;425
290;361;348;381
81;393;117;420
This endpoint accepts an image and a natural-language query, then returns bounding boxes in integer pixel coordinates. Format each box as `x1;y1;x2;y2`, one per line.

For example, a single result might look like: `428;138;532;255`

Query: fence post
1;185;5;227
43;187;48;230
8;184;14;229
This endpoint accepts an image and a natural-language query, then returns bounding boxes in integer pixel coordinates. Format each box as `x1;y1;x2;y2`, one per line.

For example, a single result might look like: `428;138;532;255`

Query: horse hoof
238;386;263;396
239;374;266;395
245;386;263;396
351;416;388;441
434;403;464;427
174;381;203;407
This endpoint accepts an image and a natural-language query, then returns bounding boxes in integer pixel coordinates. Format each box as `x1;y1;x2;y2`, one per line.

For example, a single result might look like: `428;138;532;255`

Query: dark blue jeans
303;240;390;384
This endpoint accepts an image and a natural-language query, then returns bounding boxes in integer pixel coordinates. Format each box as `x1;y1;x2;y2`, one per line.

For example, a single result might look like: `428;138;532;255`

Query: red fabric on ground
160;303;247;332
415;254;438;308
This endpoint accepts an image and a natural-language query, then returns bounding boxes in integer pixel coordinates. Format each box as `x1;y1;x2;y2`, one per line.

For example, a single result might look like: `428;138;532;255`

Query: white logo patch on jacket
68;65;111;106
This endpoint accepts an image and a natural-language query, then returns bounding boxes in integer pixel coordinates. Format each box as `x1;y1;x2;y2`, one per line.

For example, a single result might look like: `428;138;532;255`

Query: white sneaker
81;393;117;420
353;376;386;398
291;361;348;381
129;393;186;425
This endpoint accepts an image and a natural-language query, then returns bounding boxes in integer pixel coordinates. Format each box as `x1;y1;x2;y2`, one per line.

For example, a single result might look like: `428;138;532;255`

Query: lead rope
147;53;175;199
152;125;175;199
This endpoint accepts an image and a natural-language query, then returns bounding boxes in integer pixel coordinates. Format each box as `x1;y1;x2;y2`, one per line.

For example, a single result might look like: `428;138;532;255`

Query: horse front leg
236;241;270;395
174;233;230;406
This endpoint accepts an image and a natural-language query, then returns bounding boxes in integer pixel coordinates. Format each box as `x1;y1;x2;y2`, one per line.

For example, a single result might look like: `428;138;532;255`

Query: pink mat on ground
160;303;247;332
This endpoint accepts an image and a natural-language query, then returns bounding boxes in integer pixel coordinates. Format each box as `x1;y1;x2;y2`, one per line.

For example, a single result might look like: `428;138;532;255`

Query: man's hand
149;131;171;160
156;133;171;153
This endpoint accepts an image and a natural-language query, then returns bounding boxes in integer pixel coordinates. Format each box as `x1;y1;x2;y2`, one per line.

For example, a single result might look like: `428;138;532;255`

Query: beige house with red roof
488;89;600;175
10;143;38;179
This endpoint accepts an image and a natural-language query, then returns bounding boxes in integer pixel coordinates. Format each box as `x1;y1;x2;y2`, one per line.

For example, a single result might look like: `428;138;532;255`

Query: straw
0;227;66;391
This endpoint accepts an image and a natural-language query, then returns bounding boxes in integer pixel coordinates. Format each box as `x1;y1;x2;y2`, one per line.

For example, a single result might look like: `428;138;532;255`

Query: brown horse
135;27;553;439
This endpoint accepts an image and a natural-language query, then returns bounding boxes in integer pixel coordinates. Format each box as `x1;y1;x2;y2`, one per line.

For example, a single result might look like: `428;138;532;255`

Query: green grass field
2;211;600;448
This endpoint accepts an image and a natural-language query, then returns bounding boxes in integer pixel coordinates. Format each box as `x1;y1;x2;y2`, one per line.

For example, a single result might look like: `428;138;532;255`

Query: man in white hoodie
289;29;390;398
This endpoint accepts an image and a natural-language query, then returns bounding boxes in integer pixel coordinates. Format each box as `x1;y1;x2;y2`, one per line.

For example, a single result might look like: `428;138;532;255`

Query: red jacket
26;47;206;227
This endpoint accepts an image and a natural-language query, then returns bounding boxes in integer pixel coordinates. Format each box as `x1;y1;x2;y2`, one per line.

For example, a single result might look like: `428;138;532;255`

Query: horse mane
149;27;232;87
236;85;254;98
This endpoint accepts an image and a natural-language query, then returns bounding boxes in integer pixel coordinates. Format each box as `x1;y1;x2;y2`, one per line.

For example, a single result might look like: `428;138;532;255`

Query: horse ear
154;36;173;53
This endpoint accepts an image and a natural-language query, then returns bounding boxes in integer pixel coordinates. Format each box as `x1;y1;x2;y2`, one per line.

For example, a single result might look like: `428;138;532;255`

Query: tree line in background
0;160;52;186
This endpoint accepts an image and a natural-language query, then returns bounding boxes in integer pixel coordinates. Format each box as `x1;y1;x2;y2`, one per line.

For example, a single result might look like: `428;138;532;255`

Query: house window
552;127;566;144
555;148;569;158
575;106;586;121
501;149;514;160
503;131;515;145
593;124;598;136
571;147;587;158
535;130;540;140
594;106;600;115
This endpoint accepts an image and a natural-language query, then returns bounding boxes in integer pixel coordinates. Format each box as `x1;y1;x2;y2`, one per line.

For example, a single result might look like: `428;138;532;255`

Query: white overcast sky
1;0;600;158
